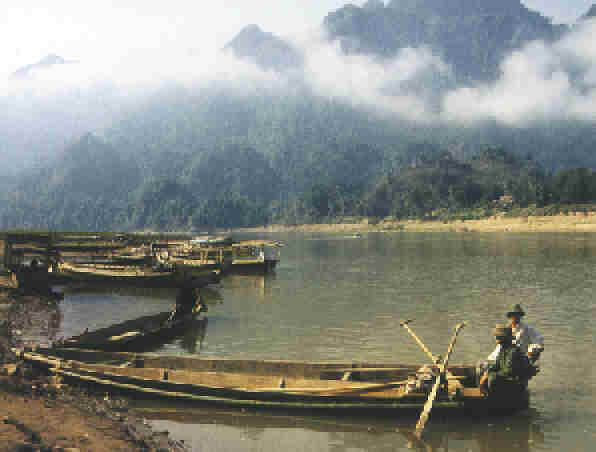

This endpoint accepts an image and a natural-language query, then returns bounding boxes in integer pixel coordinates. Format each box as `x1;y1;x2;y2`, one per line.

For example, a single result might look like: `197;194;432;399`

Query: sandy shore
235;213;596;234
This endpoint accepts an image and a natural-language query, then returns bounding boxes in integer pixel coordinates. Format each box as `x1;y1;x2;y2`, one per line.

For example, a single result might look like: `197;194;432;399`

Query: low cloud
3;18;596;167
442;19;596;124
297;31;450;120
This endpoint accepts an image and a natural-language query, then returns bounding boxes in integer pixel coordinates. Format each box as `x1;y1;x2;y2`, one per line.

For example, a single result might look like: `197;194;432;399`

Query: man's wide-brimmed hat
507;304;525;317
493;324;513;339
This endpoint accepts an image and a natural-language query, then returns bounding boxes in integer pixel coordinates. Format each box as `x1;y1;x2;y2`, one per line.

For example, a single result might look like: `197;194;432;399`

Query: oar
400;320;461;382
415;322;466;439
400;320;440;364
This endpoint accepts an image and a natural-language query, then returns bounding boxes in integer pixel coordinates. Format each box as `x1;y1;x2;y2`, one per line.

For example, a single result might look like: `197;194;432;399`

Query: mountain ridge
11;54;78;79
224;24;302;71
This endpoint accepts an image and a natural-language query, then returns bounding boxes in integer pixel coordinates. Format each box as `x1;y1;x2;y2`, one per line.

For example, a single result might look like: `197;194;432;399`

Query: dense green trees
3;131;596;231
294;147;596;222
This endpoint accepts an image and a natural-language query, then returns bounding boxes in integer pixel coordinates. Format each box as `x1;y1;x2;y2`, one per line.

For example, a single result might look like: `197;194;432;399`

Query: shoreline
0;284;188;452
234;214;596;234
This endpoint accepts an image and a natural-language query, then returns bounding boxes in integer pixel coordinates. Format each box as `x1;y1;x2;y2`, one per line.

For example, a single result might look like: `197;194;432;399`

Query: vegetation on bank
272;147;596;227
4;140;596;232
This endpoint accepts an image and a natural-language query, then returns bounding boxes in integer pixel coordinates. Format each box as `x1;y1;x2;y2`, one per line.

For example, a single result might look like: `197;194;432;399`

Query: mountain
223;1;564;81
224;24;302;71
582;4;596;19
1;133;141;230
11;54;77;79
323;0;563;82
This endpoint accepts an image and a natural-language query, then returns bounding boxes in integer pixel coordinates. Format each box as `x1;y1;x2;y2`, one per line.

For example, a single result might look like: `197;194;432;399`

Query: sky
0;0;348;74
1;0;594;75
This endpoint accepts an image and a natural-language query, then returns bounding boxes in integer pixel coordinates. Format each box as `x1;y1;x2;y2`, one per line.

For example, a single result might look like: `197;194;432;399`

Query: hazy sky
1;0;594;74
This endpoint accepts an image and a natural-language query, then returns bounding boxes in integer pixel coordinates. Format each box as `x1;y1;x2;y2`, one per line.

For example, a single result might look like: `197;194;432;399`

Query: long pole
400;320;440;364
415;322;466;439
400;320;460;380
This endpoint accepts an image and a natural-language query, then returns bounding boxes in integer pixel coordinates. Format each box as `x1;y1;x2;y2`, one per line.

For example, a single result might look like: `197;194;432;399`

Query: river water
46;232;595;451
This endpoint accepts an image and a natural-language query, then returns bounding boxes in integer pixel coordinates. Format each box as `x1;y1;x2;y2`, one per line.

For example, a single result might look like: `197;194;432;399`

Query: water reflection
144;408;545;452
60;284;182;299
222;273;277;298
179;318;208;354
60;283;223;305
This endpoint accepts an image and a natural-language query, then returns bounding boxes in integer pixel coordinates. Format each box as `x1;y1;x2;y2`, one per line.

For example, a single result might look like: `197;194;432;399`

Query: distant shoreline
233;213;596;234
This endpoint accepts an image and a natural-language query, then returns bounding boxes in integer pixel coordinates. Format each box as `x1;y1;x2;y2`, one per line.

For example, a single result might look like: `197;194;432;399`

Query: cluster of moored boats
2;233;282;289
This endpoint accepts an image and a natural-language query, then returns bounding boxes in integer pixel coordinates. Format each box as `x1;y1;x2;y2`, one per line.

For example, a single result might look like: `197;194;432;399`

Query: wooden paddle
400;320;463;385
414;322;466;439
400;320;441;364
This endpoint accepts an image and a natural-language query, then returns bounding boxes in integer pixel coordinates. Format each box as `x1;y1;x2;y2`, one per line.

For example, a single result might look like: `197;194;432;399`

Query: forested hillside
4;133;596;231
323;0;563;82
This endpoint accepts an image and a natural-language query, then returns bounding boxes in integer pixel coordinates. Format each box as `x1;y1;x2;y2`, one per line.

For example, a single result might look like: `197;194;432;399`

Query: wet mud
0;284;188;452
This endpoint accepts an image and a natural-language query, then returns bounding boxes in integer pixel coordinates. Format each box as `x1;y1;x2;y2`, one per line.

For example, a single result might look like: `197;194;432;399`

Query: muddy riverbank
0;284;188;452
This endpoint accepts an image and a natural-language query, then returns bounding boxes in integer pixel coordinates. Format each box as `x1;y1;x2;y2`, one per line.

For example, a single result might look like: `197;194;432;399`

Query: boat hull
21;350;529;416
49;264;221;288
60;312;206;352
228;261;278;275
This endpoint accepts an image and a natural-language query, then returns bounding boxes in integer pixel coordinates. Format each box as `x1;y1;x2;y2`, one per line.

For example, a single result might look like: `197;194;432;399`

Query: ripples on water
44;232;596;451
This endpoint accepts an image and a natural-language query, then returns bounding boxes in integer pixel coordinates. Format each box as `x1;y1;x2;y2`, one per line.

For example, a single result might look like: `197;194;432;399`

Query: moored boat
20;349;529;415
49;261;221;287
59;310;207;352
229;240;281;274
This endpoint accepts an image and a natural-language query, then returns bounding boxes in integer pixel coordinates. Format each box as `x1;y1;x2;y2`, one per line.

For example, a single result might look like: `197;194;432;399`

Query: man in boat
168;287;207;321
487;304;544;364
479;325;532;395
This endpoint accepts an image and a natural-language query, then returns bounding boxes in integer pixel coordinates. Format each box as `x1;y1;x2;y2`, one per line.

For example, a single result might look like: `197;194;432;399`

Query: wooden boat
50;261;221;287
190;236;233;247
168;247;232;275
229;240;281;274
59;310;207;352
148;239;281;275
20;349;529;415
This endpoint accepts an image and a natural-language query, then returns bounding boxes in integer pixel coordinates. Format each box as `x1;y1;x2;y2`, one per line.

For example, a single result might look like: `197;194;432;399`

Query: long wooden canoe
21;349;529;415
49;262;221;287
59;311;207;352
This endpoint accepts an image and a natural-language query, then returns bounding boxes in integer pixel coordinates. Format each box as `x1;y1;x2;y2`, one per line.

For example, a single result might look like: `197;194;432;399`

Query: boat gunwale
33;347;475;374
20;350;529;414
22;351;470;410
55;367;461;411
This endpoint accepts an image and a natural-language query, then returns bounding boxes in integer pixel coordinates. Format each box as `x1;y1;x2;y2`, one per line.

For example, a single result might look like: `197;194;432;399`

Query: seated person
487;304;544;364
169;288;208;321
480;324;533;394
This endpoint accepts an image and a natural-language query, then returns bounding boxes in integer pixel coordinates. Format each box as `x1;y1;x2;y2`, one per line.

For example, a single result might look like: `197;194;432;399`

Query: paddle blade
414;321;466;439
415;376;441;439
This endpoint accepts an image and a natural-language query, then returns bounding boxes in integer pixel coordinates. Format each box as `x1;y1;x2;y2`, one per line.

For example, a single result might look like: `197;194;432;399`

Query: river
42;232;596;451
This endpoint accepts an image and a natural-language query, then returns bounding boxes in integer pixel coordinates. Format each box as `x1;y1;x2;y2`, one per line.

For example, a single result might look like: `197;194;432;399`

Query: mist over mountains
2;0;596;230
224;24;303;71
12;54;78;79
